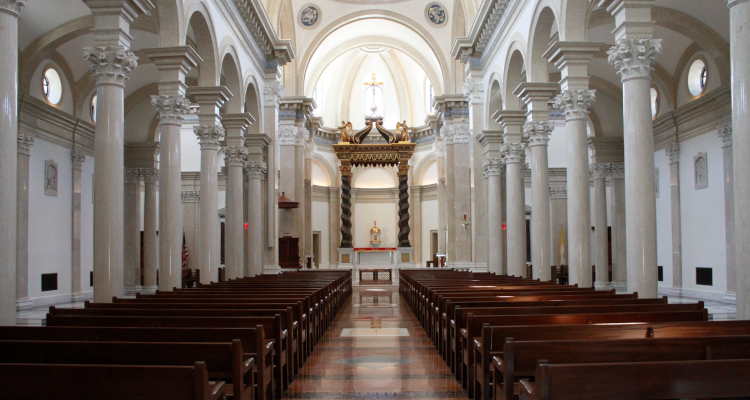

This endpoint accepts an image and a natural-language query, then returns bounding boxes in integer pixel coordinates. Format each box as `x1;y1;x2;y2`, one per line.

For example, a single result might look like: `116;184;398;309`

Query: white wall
312;201;330;267
81;156;95;296
655;150;673;290
354;202;398;247
422;199;438;259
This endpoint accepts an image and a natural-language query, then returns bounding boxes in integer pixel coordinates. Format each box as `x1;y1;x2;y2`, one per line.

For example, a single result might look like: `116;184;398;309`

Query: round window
90;94;97;123
650;87;659;119
43;68;63;104
687;59;707;97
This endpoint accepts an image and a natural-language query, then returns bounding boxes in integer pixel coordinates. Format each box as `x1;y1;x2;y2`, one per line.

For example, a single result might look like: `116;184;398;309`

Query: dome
370;220;381;234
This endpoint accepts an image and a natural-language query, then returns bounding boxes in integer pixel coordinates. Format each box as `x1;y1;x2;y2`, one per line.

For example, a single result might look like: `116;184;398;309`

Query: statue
338;121;353;143
396;120;409;142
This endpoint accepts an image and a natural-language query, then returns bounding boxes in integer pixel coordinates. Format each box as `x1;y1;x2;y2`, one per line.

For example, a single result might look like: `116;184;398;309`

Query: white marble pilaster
608;163;627;292
608;38;662;297
452;121;473;267
71;150;86;301
412;185;423;267
141;168;158;294
195;126;224;283
717;122;735;304
304;139;315;259
263;78;283;274
328;187;340;268
434;139;447;255
665;143;683;297
443;127;456;261
123;167;140;296
483;158;504;275
590;162;609;290
15;130;32;311
465;78;487;271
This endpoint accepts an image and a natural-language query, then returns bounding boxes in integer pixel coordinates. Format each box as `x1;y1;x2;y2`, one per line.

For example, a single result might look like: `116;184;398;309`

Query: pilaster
15;130;32;311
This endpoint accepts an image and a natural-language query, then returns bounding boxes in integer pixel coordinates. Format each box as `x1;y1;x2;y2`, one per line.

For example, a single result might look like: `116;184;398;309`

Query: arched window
687;58;708;97
313;80;322;115
425;80;434;114
90;94;98;124
650;86;659;119
43;68;63;105
364;73;384;118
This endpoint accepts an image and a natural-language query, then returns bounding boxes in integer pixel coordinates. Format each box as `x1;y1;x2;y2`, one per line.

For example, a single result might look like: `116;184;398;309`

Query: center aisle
283;285;467;399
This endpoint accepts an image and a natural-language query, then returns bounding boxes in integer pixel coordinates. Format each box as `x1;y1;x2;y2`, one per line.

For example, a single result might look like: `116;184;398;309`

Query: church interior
1;0;750;398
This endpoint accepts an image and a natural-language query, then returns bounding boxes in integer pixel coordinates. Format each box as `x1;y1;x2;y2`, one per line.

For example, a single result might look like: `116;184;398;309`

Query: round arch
184;0;220;86
413;152;437;186
527;1;560;83
503;38;528;110
485;71;504;129
218;40;244;112
244;74;263;133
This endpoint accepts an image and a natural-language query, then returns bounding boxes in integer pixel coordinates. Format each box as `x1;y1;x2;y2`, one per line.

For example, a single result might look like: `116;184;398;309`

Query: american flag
182;233;189;269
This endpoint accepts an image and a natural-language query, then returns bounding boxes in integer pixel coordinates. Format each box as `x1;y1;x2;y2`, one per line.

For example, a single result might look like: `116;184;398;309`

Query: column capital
482;157;505;177
224;146;248;167
450;121;471;144
72;149;86;171
549;186;567;199
0;0;24;17
244;161;268;179
523;121;555;147
440;125;453;145
194;125;225;150
608;162;625;179
501;142;526;164
554;89;596;121
263;80;285;107
717;121;733;148
17;129;34;156
124;167;140;184
340;164;353;177
432;139;446;158
278;125;309;146
665;142;680;164
608;38;662;81
520;162;530;175
84;45;138;87
181;191;200;203
139;167;158;183
590;162;609;179
462;78;484;105
152;94;191;125
305;139;316;159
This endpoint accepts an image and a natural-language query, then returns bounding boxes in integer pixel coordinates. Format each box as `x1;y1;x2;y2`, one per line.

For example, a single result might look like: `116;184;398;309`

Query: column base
338;248;354;267
396;247;413;266
594;281;611;291
141;285;158;295
71;292;85;303
722;291;736;305
470;263;488;273
263;265;282;274
124;286;139;296
449;261;474;271
669;287;683;298
610;281;627;293
16;297;33;311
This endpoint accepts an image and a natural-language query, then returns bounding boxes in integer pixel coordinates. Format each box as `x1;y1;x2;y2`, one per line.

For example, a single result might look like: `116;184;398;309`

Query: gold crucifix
364;73;384;116
364;73;384;88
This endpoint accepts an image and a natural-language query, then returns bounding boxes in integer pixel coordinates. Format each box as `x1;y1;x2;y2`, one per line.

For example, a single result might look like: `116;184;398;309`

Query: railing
359;269;392;285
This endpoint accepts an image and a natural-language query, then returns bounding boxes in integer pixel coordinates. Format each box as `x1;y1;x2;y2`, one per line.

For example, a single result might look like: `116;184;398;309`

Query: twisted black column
340;168;353;248
398;166;411;247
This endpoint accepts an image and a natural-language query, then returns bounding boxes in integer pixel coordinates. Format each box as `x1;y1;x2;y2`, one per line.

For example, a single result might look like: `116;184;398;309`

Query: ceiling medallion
298;4;321;29
424;3;448;27
360;46;389;54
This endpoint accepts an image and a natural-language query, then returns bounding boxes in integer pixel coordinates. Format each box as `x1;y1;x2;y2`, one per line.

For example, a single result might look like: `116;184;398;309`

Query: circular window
650;87;659;119
42;68;63;105
687;59;707;97
90;94;97;123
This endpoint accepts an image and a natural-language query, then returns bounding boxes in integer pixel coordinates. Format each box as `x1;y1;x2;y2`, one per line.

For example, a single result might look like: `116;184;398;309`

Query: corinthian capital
305;140;316;159
607;38;662;81
84;46;138;87
717;121;732;148
244;161;268;179
440;125;453;144
554;90;596;121
482;157;505;177
589;162;608;179
523;121;555;147
432;139;445;158
608;162;625;179
71;150;86;171
462;79;484;104
124;168;140;184
501;142;526;164
0;0;25;17
264;80;285;107
139;168;159;183
279;125;308;146
152;94;191;125
17;129;34;156
451;122;471;144
665;142;680;164
224;146;248;167
194;125;225;150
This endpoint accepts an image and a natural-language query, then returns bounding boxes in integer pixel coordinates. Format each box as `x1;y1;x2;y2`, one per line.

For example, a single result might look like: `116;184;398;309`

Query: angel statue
396;120;409;142
338;121;353;143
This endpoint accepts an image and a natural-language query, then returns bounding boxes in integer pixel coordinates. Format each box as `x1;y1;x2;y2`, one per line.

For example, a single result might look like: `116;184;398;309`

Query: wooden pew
0;339;254;400
518;359;750;400
0;361;226;400
490;335;750;400
0;325;274;400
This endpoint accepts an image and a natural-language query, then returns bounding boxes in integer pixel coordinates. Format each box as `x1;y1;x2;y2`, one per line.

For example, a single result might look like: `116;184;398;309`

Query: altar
353;247;397;266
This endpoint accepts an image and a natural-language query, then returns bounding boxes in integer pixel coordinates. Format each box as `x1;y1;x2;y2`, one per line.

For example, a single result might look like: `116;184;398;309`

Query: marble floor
283;286;467;399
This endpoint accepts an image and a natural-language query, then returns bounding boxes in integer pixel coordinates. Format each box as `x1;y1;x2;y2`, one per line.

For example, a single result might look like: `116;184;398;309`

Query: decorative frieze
181;191;200;203
71;150;86;171
84;46;138;87
549;186;567;199
263;80;285;106
152;94;191;125
17;130;34;156
717;121;733;148
665;142;680;164
554;90;596;121
194;125;225;150
124;168;140;184
482;157;504;177
607;38;663;81
224;146;248;167
523;121;555;147
501;142;526;164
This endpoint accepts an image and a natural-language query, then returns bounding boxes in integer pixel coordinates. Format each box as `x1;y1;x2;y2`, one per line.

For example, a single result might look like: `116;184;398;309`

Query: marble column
452;121;473;268
465;78;487;271
71;150;86;301
608;163;627;292
496;111;527;277
443;126;456;263
304;140;315;258
195;126;224;283
608;39;662;297
123;167;141;296
728;0;750;318
262;78;284;274
222;115;251;280
590;163;609;289
717;122;735;304
0;0;22;324
246;161;267;276
483;158;504;275
328;187;339;268
523;121;555;280
434;139;447;255
141;168;158;294
412;186;422;267
554;90;595;287
549;186;568;269
15;131;32;311
85;47;137;301
665;143;683;297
